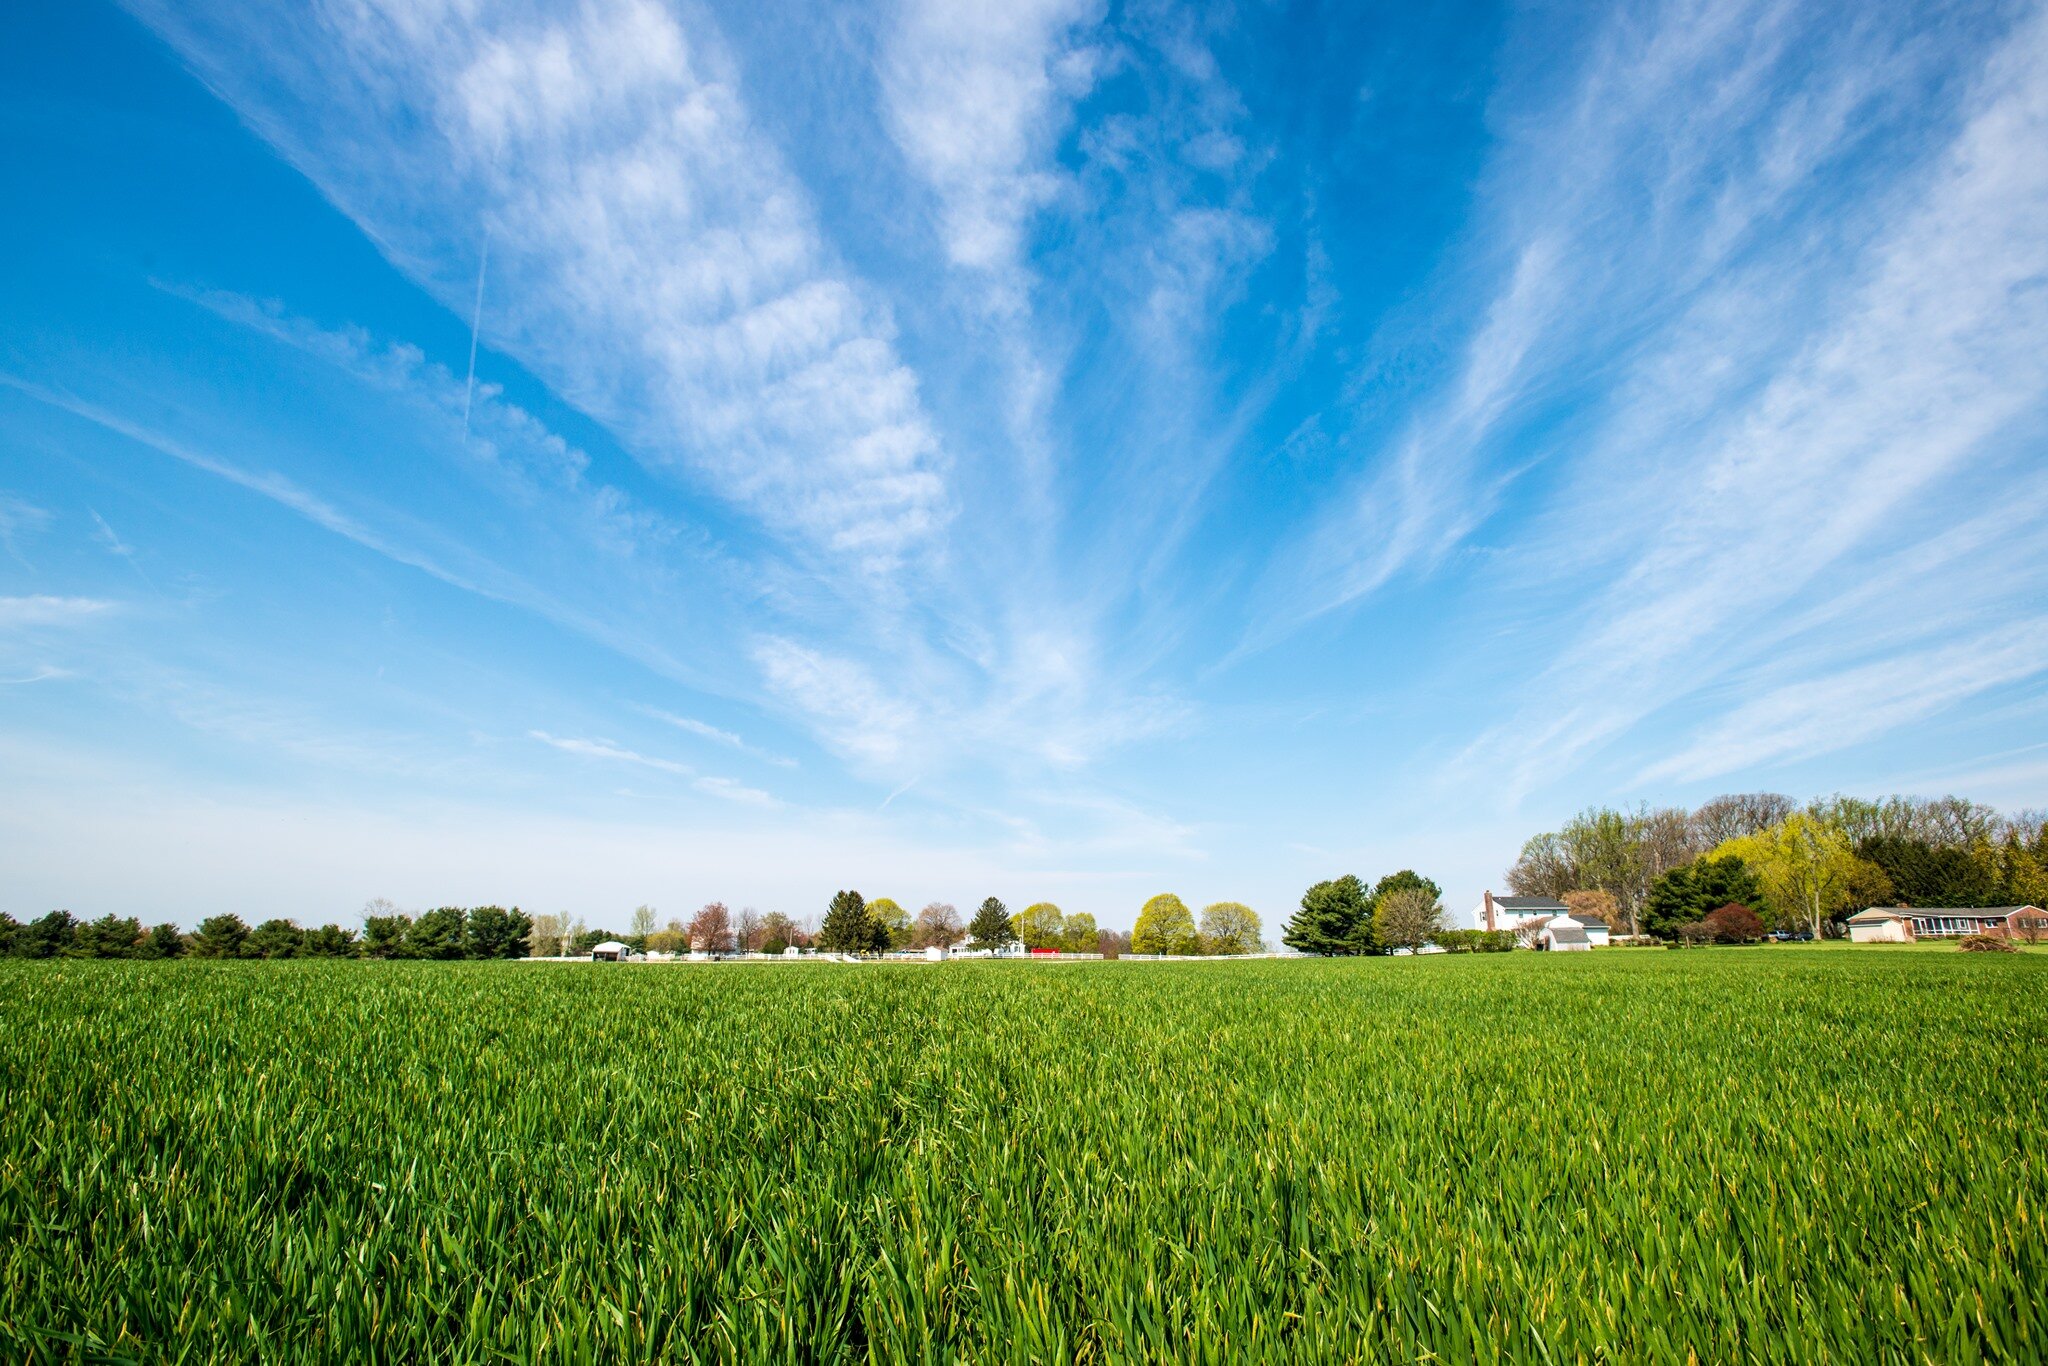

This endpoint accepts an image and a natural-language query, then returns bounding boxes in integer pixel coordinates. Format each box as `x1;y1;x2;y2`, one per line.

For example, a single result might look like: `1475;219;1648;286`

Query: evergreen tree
465;905;534;959
967;897;1014;948
143;923;187;959
1642;855;1767;939
361;912;412;959
1282;875;1375;955
819;889;882;953
302;924;360;957
246;919;306;958
189;914;250;959
407;907;469;960
74;914;144;958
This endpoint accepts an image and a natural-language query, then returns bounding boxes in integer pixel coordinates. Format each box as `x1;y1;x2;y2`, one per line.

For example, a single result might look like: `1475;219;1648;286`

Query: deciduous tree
630;905;658;942
866;898;912;950
1199;901;1262;955
1014;902;1066;950
1701;903;1766;944
757;911;801;953
1373;888;1445;953
1061;911;1099;954
1132;894;1197;955
1719;813;1882;940
1562;889;1621;931
688;901;736;954
913;901;964;949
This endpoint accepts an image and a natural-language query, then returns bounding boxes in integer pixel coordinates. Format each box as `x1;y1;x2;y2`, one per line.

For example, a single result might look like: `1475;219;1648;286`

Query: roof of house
1545;922;1589;944
1492;895;1569;911
1848;906;2042;923
592;940;629;952
1560;913;1610;930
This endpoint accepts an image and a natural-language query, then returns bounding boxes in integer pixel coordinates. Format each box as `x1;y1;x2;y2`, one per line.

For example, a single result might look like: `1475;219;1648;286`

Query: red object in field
1029;947;1058;955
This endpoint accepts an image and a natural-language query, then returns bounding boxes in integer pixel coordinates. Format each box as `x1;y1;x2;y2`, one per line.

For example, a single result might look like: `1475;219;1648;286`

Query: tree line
1506;793;2048;941
1278;870;1463;955
0;904;535;960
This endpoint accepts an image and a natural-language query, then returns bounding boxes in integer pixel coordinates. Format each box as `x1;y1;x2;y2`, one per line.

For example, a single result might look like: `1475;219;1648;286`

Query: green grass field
2;949;2043;1362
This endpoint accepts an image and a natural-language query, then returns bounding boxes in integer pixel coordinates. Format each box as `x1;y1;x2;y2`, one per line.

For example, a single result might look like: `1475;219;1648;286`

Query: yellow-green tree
1061;911;1099;954
1014;902;1066;949
1200;901;1262;954
1132;894;1198;955
866;897;912;950
1717;813;1885;939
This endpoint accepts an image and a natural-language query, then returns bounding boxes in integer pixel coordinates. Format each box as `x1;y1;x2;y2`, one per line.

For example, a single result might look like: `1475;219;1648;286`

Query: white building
590;940;629;962
1469;892;1566;933
1534;919;1594;951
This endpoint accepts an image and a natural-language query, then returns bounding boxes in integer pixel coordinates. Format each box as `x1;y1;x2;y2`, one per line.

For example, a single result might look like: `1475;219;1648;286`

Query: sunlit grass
2;950;2042;1361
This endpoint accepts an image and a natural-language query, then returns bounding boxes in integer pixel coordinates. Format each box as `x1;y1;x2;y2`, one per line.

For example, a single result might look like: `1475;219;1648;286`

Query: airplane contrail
460;229;490;448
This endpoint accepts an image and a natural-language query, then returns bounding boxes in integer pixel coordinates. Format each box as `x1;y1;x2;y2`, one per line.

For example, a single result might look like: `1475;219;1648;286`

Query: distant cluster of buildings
1468;892;1610;951
1844;906;2047;943
1466;891;2045;949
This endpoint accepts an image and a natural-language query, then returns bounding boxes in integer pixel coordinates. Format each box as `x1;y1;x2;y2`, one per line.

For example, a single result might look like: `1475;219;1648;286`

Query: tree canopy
1643;855;1768;939
1132;894;1198;955
1198;902;1262;954
1014;902;1066;950
1373;887;1446;953
967;897;1014;948
817;890;885;954
1282;875;1374;955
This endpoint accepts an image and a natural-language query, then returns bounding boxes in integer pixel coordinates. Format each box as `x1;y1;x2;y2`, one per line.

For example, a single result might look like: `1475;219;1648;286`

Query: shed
590;940;629;962
1534;919;1592;952
1846;908;1913;943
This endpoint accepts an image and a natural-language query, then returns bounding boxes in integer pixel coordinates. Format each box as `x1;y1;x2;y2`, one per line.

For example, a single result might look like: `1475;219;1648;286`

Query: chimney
1484;890;1497;933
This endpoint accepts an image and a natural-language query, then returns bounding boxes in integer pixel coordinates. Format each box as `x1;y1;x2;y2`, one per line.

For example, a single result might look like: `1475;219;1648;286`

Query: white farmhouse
1469;892;1566;933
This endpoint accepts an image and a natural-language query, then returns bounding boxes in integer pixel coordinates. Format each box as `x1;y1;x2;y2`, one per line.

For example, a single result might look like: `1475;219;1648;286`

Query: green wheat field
2;949;2043;1362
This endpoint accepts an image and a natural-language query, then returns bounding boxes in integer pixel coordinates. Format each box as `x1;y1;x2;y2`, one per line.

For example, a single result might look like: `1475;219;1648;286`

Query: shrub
1702;903;1766;944
1436;930;1516;953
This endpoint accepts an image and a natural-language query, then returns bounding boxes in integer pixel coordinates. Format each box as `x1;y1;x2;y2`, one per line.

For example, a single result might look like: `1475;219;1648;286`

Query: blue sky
4;0;2046;932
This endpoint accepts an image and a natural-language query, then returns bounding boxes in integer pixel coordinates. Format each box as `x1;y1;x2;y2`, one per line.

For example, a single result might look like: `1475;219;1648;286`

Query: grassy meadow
1;948;2043;1362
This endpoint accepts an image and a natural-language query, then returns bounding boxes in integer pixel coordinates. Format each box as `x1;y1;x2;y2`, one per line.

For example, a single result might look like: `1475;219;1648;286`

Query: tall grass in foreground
1;951;2043;1362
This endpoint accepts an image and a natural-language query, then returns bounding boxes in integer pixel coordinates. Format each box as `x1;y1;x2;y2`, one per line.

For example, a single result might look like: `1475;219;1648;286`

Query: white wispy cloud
166;284;672;557
127;0;950;570
880;0;1104;303
1;373;723;692
750;637;920;768
1641;621;2048;784
528;730;693;777
0;494;52;566
0;595;116;628
530;728;779;806
1448;1;2048;794
1258;0;1920;639
641;706;797;768
692;775;779;808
